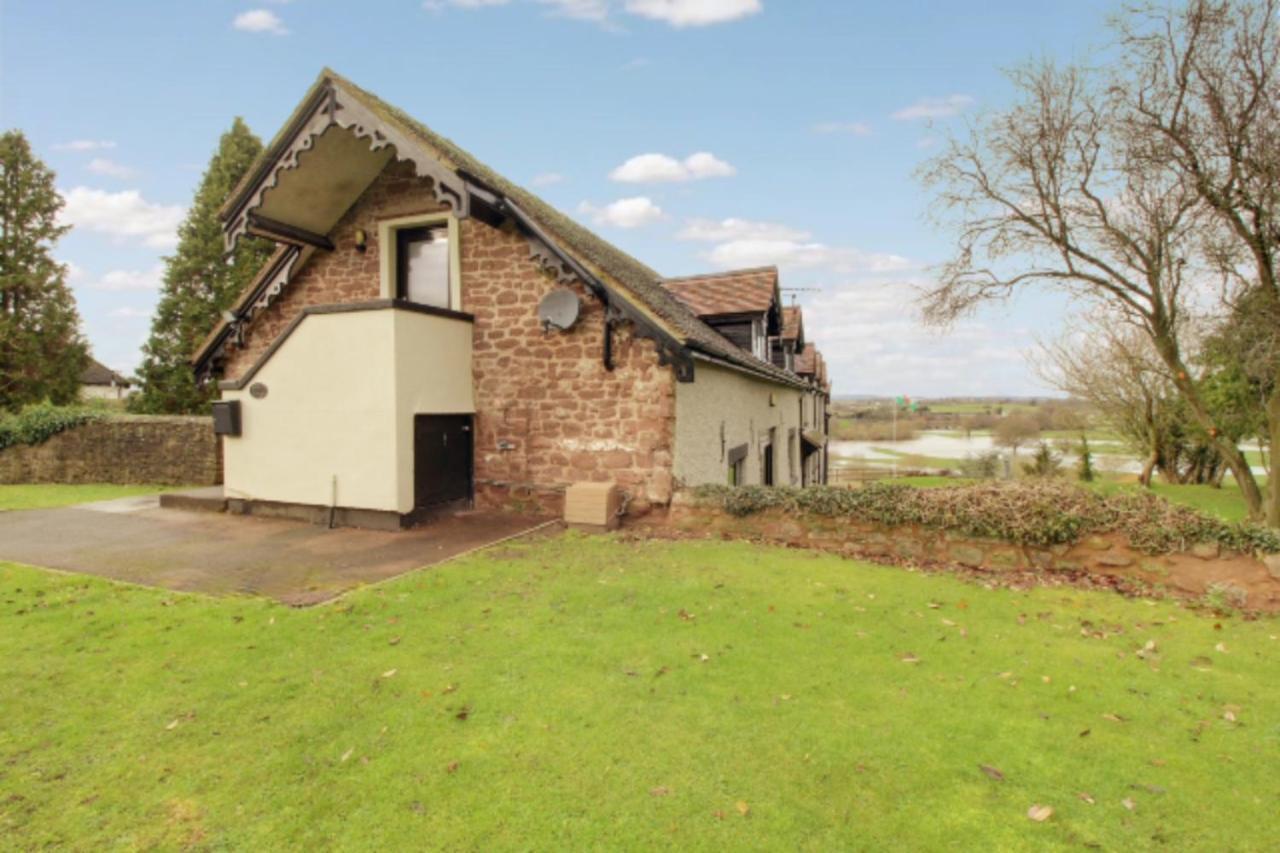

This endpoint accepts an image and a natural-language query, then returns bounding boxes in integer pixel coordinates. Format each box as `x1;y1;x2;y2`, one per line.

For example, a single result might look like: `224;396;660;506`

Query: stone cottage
193;69;831;528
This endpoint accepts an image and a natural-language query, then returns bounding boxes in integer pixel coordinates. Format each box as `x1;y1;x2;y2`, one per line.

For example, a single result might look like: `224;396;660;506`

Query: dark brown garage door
414;414;473;508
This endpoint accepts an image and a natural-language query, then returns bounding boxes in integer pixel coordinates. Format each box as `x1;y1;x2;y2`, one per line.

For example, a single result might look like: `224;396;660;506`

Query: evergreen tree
0;130;87;411
131;118;272;413
1076;434;1095;483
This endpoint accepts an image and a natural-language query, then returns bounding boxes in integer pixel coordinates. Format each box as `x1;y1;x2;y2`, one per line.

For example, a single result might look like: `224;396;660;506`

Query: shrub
1076;435;1096;482
959;450;1002;479
0;403;105;452
1022;441;1063;477
688;480;1280;555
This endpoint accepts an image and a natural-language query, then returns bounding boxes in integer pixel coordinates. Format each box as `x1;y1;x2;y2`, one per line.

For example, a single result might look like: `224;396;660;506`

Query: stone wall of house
0;416;222;486
663;495;1280;611
223;160;676;513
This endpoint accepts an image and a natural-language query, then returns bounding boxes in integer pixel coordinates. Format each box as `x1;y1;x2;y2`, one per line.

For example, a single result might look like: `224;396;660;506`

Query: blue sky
2;0;1116;396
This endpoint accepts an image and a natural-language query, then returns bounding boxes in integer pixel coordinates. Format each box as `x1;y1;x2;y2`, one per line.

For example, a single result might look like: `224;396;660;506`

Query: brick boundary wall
0;416;222;486
662;494;1280;612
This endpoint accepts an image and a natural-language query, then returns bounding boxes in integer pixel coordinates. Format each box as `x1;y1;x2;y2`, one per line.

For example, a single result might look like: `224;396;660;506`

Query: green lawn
1086;477;1264;524
0;483;178;512
3;535;1278;849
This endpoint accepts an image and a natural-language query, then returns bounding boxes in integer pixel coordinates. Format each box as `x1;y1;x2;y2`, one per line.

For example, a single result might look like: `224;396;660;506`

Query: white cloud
109;306;154;319
55;139;116;152
86;158;136;179
610;151;736;183
59;187;184;249
91;265;166;292
232;9;288;35
813;121;872;136
531;171;565;187
540;0;610;20
706;239;912;274
678;217;811;243
578;196;664;228
802;277;1040;396
422;0;758;27
891;94;975;121
624;0;761;27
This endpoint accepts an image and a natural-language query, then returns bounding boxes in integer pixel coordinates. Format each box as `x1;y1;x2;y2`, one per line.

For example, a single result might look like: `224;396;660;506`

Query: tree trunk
1156;340;1266;520
1139;452;1157;487
1267;388;1280;528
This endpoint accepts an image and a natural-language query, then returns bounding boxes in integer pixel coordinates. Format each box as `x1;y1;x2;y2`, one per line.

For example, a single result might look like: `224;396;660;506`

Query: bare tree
919;53;1266;521
993;413;1040;458
1036;317;1213;486
1118;0;1280;524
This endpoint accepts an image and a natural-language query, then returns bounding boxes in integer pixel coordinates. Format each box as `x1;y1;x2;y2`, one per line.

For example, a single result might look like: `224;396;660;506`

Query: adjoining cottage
80;357;132;402
192;69;832;529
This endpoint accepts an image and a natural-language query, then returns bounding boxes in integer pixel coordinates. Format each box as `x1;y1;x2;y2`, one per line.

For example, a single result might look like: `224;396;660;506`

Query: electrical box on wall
212;400;242;436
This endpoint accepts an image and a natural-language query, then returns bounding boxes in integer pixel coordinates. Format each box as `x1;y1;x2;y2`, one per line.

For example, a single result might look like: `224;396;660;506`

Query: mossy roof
219;69;808;389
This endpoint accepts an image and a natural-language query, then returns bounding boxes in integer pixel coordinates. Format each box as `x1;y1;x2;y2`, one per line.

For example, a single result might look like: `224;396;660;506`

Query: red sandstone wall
224;161;676;511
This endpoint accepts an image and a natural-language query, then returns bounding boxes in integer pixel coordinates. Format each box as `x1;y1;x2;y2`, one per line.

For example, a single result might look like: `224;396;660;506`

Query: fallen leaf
388;637;402;646
735;801;750;817
900;653;920;664
1215;642;1228;653
340;748;354;763
1027;804;1053;822
979;764;1005;781
1223;710;1237;722
927;602;942;609
442;684;457;694
455;706;470;722
941;619;957;627
1077;792;1095;805
1122;797;1136;811
446;761;460;774
1101;713;1126;723
650;786;670;797
165;719;180;731
381;669;397;679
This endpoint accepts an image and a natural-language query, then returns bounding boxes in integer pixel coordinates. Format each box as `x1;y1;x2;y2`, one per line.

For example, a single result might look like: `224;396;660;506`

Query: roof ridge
663;265;779;283
213;69;811;390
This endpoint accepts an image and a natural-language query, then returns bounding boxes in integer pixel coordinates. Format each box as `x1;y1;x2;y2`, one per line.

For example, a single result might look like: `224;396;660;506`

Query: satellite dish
537;288;580;332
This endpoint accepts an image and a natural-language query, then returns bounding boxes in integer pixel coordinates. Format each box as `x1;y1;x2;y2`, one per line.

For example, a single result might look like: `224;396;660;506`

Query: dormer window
752;316;768;361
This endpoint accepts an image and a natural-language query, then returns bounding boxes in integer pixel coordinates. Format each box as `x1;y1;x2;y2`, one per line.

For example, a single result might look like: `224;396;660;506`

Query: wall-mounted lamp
354;228;368;253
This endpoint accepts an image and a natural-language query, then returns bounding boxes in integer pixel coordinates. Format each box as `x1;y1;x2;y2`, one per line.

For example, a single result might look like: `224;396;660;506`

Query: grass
1085;477;1263;524
3;535;1279;850
0;484;178;512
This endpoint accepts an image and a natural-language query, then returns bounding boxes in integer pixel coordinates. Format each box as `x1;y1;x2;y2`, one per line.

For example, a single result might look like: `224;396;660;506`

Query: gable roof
207;69;807;390
81;357;130;387
795;343;817;376
781;305;804;342
662;267;779;317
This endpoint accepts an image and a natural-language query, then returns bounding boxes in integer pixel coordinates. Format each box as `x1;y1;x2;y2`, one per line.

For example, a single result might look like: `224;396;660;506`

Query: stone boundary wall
0;416;221;486
664;495;1280;612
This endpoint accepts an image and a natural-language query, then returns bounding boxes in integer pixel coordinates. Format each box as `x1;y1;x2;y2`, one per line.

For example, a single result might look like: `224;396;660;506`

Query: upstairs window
396;225;451;309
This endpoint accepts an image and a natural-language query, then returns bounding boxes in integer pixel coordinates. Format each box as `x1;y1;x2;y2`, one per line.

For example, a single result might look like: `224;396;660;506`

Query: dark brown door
414;415;473;508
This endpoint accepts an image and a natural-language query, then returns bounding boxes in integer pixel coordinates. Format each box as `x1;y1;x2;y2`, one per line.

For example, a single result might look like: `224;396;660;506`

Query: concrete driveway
0;495;555;605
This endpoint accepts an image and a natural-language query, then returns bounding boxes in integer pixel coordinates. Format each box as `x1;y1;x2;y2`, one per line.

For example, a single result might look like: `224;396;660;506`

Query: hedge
0;403;105;452
689;481;1280;556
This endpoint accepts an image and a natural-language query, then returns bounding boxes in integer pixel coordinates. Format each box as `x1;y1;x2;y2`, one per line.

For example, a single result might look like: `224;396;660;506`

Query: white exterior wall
673;361;804;488
222;308;473;514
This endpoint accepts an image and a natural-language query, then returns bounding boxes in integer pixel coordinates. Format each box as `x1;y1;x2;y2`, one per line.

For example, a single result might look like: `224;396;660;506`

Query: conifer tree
131;118;271;413
0;130;88;411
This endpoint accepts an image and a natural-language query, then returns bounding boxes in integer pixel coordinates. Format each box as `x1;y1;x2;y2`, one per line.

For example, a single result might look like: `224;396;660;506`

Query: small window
727;443;748;486
396;225;451;308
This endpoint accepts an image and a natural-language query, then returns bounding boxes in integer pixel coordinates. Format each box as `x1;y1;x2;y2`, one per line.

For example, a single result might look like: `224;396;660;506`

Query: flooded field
830;430;1194;477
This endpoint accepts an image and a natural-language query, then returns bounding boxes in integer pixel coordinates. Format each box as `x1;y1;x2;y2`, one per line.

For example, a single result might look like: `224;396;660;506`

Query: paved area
0;494;555;605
